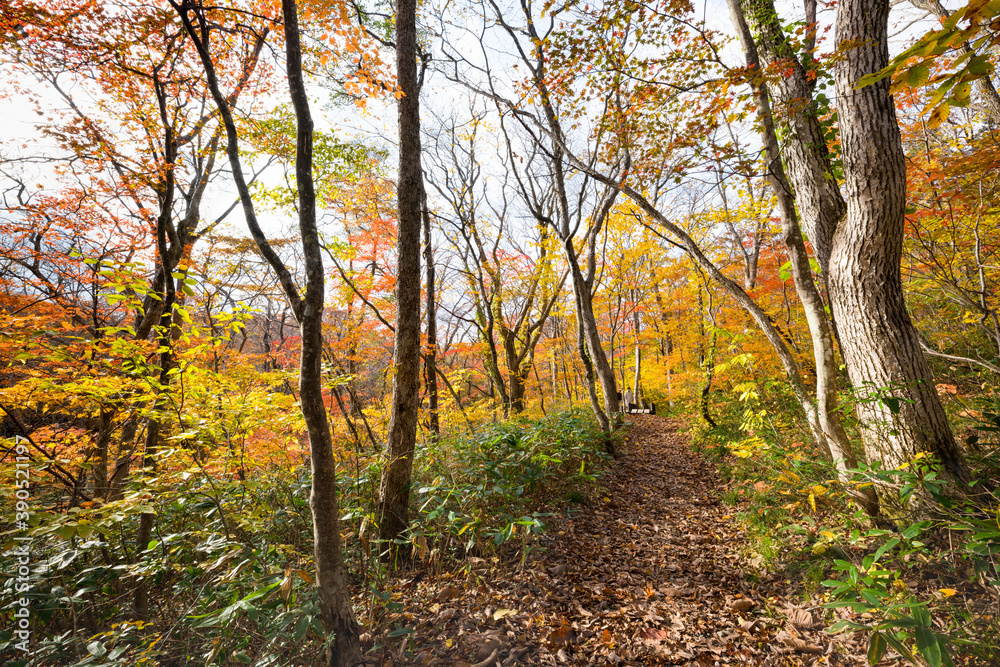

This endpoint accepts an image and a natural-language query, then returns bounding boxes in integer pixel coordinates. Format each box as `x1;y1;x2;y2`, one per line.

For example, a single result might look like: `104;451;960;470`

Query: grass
687;388;1000;666
0;407;614;667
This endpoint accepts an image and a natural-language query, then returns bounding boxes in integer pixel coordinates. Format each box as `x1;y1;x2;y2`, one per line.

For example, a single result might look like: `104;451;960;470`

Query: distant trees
426;113;566;417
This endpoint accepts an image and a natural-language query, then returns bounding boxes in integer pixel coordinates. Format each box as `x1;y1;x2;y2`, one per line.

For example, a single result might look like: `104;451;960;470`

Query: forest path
391;415;864;666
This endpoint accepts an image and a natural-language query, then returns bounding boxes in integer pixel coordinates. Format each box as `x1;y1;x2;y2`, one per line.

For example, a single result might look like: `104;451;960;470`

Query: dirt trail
390;415;864;666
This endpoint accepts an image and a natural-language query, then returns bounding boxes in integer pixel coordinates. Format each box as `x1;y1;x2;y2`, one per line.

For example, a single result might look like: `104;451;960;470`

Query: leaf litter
366;415;883;666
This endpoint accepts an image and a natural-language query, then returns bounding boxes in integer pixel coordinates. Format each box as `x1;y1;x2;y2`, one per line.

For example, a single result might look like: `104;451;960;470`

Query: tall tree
727;0;879;514
377;0;424;546
422;179;440;437
427;114;566;416
475;0;625;430
172;0;362;662
830;0;971;489
734;0;971;498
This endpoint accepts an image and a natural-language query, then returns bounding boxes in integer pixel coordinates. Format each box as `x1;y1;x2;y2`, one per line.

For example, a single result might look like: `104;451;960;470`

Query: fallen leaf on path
777;631;824;654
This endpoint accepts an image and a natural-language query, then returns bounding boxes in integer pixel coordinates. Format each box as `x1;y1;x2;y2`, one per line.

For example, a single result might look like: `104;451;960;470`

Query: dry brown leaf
785;605;817;629
434;585;459;603
777;631;824;654
548;563;569;577
546;621;575;647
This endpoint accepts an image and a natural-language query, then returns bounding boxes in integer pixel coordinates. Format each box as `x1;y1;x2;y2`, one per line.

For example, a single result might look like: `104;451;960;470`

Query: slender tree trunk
282;3;362;662
134;108;177;620
378;0;423;547
576;308;611;437
421;180;439;438
830;0;970;498
91;409;112;498
700;333;717;428
567;254;620;424
172;2;362;662
632;309;642;407
552;349;559;404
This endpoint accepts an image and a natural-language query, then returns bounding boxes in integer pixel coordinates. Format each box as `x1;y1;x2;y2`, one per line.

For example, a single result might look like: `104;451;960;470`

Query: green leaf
87;641;107;658
240;581;280;602
867;631;888;665
967;54;994;77
857;69;895;89
872;537;900;562
907;64;931;87
951;81;972;107
234;652;252;663
880;397;901;415
861;589;884;605
901;522;929;540
294;615;310;642
912;601;932;627
779;261;792;282
882;632;917;661
387;626;415;638
915;627;943;667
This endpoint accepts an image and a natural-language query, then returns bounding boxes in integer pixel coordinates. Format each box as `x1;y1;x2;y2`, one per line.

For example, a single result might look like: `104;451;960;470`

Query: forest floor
369;415;877;667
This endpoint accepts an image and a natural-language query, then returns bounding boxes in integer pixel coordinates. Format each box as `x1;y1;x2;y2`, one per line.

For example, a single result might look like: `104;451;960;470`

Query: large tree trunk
378;0;423;547
728;0;879;515
738;0;845;278
502;330;528;414
830;0;970;497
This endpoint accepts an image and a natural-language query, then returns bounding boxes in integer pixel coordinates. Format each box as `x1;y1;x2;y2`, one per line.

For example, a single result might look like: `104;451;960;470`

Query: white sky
0;0;949;239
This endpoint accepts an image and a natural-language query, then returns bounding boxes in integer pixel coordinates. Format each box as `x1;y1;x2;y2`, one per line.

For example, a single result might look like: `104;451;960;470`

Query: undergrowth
0;408;612;666
692;388;1000;666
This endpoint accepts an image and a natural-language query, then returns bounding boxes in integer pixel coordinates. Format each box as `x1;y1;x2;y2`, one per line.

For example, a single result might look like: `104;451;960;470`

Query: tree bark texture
281;3;362;662
378;0;423;547
739;0;845;277
728;0;879;515
576;304;613;442
831;0;970;491
134;95;178;619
